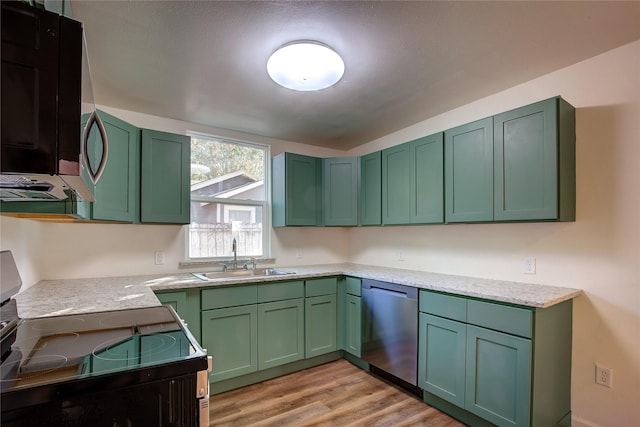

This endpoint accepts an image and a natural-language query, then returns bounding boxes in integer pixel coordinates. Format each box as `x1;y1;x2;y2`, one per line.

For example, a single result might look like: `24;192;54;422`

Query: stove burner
0;352;71;389
91;333;178;364
29;317;86;333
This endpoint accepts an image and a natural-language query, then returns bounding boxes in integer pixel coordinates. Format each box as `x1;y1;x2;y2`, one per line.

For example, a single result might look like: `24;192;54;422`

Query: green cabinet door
382;143;411;224
82;110;140;222
465;325;531;427
305;294;337;358
140;129;191;224
359;151;382;225
257;298;305;369
418;313;466;408
155;289;201;343
272;152;321;226
323;156;358;226
201;305;258;382
445;117;494;222
155;291;187;313
382;133;444;225
494;96;575;221
410;133;444;223
344;293;362;357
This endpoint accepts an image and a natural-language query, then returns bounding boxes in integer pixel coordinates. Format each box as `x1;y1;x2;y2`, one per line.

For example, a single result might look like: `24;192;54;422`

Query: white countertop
15;263;582;318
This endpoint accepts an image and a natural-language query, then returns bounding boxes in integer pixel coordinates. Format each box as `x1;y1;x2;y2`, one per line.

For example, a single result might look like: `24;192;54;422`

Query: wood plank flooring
209;359;466;426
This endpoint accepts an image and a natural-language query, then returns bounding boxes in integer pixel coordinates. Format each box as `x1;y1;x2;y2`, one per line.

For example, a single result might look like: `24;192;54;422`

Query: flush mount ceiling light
267;42;345;92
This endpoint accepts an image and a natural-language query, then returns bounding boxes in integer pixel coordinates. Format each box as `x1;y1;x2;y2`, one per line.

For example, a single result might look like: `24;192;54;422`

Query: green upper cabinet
140;129;191;224
359;151;382;226
81;110;140;222
323;156;358;226
77;112;190;224
382;143;412;224
382;133;444;225
410;133;444;223
272;152;322;226
494;97;575;221
445;117;494;223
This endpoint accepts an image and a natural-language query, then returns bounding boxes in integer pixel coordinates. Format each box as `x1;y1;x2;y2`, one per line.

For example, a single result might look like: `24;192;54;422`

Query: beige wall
346;40;640;427
0;40;637;427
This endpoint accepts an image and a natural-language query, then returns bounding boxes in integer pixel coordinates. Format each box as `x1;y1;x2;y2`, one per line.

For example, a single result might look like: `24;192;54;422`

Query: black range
0;251;210;427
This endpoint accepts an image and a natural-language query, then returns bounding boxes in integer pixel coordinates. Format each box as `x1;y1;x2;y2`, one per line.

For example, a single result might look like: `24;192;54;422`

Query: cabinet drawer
201;285;257;310
345;277;362;296
467;300;533;338
305;277;337;297
257;280;304;303
419;291;467;322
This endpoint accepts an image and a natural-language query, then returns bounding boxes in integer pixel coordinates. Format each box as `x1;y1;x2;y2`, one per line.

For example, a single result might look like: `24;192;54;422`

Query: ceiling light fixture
267;41;345;92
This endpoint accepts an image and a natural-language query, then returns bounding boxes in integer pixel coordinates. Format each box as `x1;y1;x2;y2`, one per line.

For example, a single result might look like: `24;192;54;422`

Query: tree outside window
189;135;268;259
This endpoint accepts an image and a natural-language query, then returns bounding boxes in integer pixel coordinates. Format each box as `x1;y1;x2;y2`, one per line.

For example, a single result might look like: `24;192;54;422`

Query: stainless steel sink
192;268;295;281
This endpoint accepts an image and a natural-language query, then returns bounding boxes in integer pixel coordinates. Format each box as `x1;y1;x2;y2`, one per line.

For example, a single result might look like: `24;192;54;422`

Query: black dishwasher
362;279;418;391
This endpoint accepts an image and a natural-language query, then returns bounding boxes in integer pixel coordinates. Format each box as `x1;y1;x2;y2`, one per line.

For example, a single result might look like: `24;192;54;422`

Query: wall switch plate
397;249;405;261
524;257;536;274
154;251;164;265
596;364;613;388
295;248;303;259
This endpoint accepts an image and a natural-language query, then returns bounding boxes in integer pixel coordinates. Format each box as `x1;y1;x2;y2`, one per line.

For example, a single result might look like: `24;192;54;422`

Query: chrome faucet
232;237;238;270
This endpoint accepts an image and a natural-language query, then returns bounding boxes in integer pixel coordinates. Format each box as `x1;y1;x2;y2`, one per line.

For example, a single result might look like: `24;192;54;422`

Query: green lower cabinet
419;289;572;427
155;291;187;313
465;325;531;427
258;298;305;369
201;305;258;382
344;293;362;357
418;313;466;408
155;289;201;342
305;294;337;358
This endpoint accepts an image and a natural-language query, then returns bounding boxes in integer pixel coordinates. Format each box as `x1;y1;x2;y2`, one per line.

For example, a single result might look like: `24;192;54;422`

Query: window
188;134;268;259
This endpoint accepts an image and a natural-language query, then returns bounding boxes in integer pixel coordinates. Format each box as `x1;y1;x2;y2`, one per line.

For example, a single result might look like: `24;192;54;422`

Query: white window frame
186;132;271;261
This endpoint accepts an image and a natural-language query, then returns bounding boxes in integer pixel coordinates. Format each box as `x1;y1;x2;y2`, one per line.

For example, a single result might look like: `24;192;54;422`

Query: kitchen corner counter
15;263;582;318
14;275;169;318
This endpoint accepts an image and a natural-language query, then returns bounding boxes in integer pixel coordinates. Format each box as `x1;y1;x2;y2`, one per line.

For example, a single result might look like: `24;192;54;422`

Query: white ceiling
71;1;640;150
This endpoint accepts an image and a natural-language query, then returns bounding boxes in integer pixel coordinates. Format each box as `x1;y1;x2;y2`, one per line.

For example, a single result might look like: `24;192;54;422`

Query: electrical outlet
595;364;613;388
295;248;303;259
397;249;405;261
524;257;536;274
154;251;164;265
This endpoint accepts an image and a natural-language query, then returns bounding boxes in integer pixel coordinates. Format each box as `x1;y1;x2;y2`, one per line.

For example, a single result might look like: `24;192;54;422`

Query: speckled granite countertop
15;263;582;318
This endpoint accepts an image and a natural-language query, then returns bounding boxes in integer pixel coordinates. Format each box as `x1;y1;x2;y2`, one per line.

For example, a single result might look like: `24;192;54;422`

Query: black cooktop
0;306;207;412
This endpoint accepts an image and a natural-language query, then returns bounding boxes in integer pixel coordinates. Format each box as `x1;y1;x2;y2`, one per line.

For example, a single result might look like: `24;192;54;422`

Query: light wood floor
209;359;467;426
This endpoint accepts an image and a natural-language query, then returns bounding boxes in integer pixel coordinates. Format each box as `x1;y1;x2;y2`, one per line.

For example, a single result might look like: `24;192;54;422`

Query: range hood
0;173;94;202
1;1;94;204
